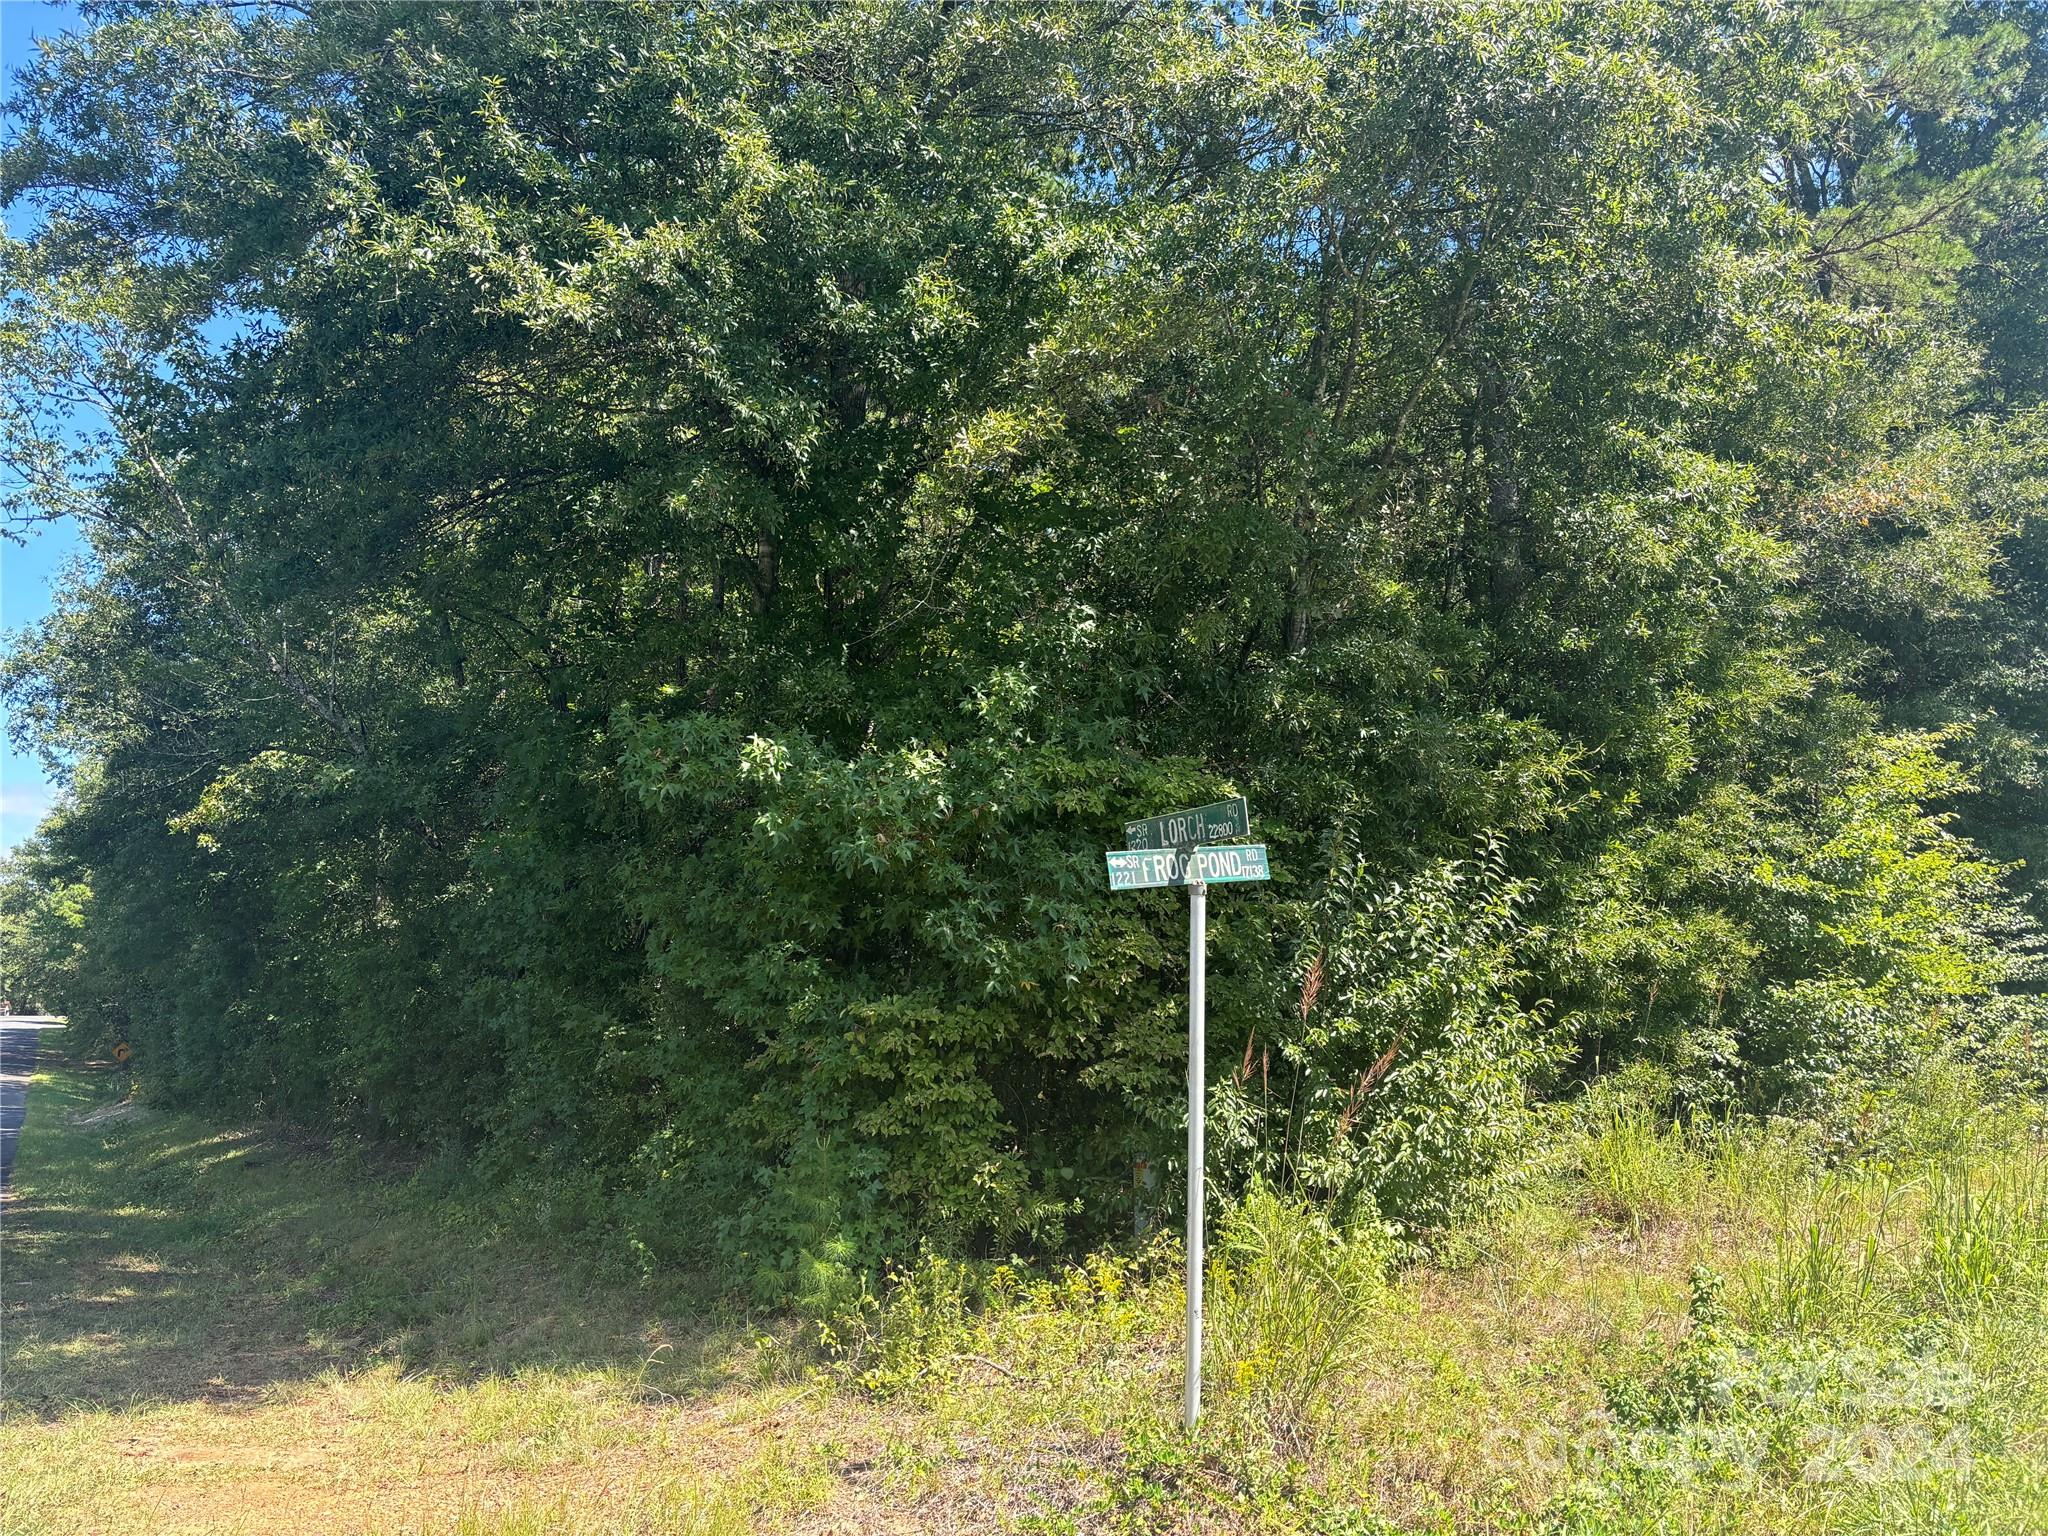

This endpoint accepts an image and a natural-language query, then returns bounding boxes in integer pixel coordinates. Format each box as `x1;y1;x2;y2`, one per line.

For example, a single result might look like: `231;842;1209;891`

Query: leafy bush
1259;835;1560;1233
612;709;1227;1273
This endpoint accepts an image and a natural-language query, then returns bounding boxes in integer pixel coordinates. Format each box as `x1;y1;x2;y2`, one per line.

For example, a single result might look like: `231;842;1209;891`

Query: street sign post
1103;802;1267;1429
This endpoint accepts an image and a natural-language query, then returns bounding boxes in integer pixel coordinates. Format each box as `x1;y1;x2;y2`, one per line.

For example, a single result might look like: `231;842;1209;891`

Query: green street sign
1123;796;1250;851
1105;843;1270;891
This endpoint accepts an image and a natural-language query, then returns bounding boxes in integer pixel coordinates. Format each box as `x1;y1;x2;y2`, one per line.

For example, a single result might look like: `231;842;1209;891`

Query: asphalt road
0;1019;63;1194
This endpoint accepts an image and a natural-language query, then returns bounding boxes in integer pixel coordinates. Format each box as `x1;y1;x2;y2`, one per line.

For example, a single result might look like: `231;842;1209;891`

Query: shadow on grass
1;1057;737;1421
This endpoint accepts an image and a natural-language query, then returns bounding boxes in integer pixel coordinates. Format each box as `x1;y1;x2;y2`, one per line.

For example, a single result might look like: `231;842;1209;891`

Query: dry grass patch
6;1367;896;1535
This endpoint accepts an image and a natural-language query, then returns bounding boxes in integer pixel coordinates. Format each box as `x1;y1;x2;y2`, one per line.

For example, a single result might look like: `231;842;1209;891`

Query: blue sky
2;0;88;853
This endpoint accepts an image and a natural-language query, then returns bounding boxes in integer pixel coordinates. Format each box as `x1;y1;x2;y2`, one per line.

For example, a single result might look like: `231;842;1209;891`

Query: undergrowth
793;1056;2048;1533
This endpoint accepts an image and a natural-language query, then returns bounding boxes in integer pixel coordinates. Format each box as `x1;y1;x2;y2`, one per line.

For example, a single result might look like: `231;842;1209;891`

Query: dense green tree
4;0;2044;1280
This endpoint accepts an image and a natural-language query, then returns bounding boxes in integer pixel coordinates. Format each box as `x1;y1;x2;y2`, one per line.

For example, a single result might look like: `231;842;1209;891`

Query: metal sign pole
1185;875;1206;1429
1101;803;1265;1430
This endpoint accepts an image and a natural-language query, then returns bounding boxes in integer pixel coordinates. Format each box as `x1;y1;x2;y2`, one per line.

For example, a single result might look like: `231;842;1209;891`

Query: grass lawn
2;1055;2044;1533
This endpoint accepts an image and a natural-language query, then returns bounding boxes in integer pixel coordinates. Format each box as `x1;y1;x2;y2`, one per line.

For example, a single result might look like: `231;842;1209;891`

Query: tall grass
1581;1103;1699;1232
1748;1178;1894;1334
1921;1158;2048;1313
1209;1184;1388;1458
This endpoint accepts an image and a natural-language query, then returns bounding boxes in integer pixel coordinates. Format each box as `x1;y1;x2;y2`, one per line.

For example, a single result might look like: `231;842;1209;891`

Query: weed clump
1209;1184;1391;1461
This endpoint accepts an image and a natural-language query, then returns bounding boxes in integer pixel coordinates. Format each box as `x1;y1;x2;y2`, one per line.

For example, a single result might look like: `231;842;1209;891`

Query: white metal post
1185;876;1207;1429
